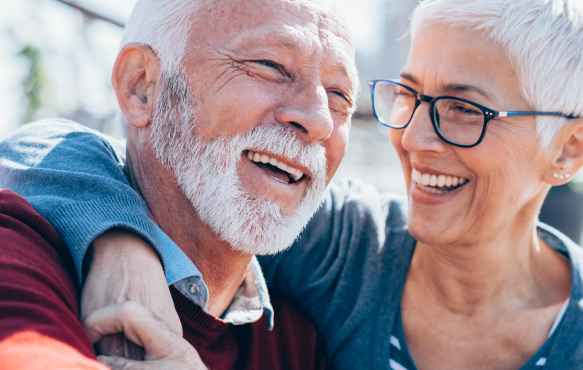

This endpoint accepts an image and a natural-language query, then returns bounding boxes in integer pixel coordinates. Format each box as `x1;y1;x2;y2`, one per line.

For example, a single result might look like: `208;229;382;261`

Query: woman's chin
407;221;461;248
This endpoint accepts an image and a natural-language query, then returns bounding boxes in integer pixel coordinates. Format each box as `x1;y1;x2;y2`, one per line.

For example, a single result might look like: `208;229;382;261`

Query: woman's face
391;23;552;247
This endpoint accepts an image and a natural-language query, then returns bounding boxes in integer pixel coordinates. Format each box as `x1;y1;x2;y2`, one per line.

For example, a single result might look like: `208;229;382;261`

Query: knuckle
119;301;141;322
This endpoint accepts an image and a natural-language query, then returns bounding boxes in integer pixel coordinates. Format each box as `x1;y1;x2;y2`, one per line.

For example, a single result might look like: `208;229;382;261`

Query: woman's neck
408;225;571;313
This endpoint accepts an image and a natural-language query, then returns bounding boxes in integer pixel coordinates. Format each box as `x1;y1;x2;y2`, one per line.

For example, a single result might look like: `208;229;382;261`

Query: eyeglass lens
373;81;486;146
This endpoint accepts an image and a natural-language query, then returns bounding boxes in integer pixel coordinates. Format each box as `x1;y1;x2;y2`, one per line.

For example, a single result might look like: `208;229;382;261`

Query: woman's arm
0;119;162;285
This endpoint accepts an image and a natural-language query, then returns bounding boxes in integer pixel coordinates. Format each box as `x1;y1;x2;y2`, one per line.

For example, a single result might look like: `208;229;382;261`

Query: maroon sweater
0;190;325;369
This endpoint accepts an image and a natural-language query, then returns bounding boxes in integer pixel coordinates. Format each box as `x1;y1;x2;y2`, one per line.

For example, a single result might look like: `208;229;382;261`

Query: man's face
149;0;357;254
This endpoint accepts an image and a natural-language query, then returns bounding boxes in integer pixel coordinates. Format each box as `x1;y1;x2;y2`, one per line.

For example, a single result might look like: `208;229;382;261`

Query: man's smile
245;150;305;184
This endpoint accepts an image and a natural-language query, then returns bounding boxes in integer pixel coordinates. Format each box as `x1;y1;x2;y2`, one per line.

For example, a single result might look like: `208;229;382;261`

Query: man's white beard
149;70;328;255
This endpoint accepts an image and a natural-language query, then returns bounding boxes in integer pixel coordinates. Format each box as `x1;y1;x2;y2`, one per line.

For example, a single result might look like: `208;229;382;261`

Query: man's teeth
411;169;468;192
246;150;304;181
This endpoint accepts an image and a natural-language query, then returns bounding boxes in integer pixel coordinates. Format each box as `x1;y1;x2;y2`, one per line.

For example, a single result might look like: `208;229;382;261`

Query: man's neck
124;138;253;317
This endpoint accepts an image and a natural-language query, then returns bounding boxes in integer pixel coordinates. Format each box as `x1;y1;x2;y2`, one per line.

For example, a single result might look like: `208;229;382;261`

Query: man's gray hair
121;0;210;73
411;0;583;146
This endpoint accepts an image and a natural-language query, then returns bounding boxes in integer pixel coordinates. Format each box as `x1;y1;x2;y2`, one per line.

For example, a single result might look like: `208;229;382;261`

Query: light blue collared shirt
156;226;274;329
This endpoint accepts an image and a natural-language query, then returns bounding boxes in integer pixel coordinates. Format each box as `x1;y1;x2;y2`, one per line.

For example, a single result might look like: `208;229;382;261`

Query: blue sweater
1;119;583;369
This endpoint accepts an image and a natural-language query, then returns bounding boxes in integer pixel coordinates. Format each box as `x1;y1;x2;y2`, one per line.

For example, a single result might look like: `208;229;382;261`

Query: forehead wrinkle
225;26;316;59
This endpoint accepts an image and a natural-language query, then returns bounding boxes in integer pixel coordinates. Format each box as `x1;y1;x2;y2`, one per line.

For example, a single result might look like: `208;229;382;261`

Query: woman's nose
400;102;449;154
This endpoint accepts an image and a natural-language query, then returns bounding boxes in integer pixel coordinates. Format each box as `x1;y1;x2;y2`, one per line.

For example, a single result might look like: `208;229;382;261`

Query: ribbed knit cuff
45;193;162;286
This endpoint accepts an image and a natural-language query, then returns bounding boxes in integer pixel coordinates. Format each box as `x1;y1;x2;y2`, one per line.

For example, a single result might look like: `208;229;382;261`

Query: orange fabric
0;331;108;370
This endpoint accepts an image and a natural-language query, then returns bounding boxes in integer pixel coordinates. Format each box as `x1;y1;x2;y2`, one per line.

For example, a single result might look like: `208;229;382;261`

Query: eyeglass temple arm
496;111;580;119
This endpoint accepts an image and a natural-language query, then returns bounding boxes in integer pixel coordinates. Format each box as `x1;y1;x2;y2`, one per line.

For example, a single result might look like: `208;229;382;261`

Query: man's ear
112;44;161;128
544;120;583;185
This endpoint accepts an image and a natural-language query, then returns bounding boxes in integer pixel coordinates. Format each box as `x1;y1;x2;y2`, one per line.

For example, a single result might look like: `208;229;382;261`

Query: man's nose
274;85;334;142
400;102;447;153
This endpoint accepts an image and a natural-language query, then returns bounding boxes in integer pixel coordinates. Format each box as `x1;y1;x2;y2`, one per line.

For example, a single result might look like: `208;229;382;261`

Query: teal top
389;303;565;370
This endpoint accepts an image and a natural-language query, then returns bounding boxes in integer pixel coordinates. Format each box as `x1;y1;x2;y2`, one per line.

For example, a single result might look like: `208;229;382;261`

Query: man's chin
213;203;308;256
210;187;325;256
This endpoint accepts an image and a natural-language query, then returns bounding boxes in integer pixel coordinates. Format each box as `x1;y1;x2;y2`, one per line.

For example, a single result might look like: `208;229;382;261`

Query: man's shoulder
0;190;67;256
0;189;77;304
0;190;96;359
4;118;117;143
1;118;126;168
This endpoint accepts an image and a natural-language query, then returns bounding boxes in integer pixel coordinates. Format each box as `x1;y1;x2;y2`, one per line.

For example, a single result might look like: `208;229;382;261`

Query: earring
553;172;560;178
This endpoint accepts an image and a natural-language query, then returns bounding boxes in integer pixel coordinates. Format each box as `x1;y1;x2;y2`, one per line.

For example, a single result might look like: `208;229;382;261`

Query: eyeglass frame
368;79;580;148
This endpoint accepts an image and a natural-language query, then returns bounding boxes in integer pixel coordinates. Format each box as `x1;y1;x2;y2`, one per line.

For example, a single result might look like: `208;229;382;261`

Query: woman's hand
84;301;207;370
81;230;181;359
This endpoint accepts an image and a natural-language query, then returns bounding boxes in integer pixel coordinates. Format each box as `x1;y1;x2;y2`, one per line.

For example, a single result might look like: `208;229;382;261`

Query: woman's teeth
246;150;304;181
412;168;468;194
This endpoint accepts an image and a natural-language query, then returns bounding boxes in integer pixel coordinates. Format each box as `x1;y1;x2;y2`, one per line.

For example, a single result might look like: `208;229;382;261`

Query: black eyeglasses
369;79;580;148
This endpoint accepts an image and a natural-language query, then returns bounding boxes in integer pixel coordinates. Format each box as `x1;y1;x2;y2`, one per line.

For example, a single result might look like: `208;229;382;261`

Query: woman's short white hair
411;0;583;146
120;0;210;73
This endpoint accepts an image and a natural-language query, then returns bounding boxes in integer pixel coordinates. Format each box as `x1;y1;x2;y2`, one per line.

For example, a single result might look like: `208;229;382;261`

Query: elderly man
0;0;357;368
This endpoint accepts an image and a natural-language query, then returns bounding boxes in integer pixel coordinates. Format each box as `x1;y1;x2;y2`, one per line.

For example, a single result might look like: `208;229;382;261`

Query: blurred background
0;0;416;194
1;0;582;242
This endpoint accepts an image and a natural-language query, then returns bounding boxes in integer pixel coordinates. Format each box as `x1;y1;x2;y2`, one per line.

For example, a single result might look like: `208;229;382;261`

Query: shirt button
186;282;200;295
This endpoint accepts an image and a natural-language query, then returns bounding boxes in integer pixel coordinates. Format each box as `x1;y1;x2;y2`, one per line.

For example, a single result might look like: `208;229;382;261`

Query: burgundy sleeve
0;190;97;360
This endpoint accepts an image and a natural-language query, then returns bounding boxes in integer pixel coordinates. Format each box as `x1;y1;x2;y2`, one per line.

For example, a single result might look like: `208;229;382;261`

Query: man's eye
250;60;290;78
253;60;283;72
329;90;352;104
256;60;277;69
328;90;354;115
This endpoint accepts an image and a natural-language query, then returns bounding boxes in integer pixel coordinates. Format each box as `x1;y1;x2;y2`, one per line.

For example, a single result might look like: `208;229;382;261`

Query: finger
95;334;145;360
84;301;178;359
98;355;203;370
98;355;145;370
84;303;127;343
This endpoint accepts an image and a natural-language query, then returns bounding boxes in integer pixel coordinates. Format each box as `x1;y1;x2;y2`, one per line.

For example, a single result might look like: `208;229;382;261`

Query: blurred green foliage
19;45;48;124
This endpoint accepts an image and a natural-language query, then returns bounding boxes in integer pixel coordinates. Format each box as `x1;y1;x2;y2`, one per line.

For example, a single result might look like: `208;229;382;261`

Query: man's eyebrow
399;72;491;99
339;64;360;98
276;38;303;53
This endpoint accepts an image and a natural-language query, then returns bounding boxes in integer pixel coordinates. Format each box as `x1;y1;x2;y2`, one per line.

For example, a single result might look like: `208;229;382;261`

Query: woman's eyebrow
399;72;418;85
441;83;492;99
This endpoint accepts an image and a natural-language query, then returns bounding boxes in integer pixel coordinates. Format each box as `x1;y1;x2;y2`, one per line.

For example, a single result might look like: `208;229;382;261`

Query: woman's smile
411;168;468;194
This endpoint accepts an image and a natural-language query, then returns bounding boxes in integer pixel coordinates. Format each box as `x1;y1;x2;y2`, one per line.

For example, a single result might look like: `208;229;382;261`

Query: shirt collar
155;225;274;329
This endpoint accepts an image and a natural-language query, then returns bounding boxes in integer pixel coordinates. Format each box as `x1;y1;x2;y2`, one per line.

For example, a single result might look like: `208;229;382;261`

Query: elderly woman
1;0;583;369
356;0;583;368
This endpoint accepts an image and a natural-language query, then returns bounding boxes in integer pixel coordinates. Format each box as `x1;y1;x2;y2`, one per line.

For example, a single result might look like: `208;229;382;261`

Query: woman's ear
545;120;583;185
111;44;161;129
